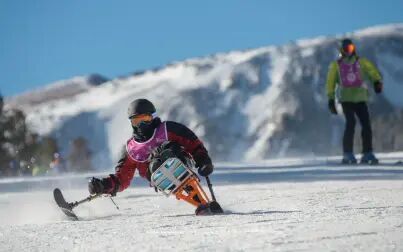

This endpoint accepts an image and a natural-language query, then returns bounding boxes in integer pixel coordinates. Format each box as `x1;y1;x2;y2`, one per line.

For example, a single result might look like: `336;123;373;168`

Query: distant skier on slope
326;38;383;164
87;99;220;214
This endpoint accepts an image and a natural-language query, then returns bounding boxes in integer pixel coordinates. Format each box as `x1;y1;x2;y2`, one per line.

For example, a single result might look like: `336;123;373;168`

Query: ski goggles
343;43;355;54
130;114;153;125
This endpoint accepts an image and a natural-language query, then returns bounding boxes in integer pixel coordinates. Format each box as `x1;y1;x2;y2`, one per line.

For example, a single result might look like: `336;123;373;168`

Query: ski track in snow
1;157;403;251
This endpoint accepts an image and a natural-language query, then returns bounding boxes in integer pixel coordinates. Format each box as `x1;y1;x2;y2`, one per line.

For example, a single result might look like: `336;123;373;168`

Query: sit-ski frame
150;157;210;207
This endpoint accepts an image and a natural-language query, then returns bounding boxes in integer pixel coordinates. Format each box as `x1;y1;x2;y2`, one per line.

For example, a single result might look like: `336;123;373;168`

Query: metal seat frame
150;157;196;196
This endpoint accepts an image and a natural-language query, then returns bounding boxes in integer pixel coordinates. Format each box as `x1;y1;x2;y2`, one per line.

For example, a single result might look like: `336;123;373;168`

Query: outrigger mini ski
150;157;224;215
53;188;101;220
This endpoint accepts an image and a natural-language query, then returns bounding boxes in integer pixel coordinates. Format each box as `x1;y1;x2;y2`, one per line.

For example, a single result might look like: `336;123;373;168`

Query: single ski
195;201;224;215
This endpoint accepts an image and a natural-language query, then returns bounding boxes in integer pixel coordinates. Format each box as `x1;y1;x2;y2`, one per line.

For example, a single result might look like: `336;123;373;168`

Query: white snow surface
1;153;403;251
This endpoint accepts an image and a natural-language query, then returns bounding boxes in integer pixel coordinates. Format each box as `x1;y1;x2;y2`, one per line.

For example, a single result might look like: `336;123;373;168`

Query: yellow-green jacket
326;56;382;102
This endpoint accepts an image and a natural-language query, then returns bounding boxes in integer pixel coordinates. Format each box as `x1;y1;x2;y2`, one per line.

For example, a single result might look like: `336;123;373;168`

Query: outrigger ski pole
204;176;224;213
205;176;217;201
53;188;119;220
70;194;101;208
71;194;119;209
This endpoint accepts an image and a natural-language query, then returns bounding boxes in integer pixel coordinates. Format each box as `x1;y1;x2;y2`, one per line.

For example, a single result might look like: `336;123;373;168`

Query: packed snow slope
5;24;403;168
1;153;403;251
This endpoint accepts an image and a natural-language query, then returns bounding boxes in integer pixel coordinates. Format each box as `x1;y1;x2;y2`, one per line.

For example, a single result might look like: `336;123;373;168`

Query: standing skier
87;99;215;213
326;38;383;164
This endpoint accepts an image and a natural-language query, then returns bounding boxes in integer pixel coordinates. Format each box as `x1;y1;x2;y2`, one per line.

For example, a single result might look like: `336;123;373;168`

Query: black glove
198;163;213;177
328;99;337;115
374;81;383;94
88;176;118;196
151;141;186;161
88;177;106;195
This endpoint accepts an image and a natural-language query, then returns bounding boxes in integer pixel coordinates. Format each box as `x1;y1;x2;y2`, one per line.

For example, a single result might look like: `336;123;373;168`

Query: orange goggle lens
130;114;153;125
343;44;355;54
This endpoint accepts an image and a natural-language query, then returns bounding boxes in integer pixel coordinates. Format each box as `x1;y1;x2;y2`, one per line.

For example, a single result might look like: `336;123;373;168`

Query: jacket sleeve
326;61;338;100
104;146;137;194
114;152;137;192
166;121;212;168
359;58;382;84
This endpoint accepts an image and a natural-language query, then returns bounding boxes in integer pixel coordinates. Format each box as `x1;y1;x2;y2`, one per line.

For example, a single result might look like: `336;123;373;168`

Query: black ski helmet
127;99;156;119
339;38;356;55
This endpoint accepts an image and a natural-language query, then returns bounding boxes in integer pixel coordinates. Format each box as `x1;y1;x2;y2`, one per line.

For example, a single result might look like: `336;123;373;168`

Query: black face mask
132;118;161;142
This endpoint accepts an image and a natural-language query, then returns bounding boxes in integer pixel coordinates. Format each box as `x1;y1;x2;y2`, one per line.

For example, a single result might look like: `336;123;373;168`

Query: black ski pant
341;102;373;154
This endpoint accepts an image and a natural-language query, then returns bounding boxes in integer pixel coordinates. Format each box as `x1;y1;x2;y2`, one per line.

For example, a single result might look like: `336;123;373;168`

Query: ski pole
205;176;217;202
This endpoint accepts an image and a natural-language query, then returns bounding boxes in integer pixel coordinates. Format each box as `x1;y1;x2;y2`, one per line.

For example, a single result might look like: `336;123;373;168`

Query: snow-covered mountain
6;74;109;108
5;24;403;168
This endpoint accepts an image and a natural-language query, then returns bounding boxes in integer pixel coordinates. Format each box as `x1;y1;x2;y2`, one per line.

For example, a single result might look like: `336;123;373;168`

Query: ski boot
341;152;357;164
360;152;379;165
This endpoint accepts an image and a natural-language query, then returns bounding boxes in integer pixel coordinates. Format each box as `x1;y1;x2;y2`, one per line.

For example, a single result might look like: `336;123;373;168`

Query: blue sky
1;0;403;96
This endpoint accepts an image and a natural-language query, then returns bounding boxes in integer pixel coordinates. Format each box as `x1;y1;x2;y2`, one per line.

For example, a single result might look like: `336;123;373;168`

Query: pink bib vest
126;122;168;163
338;59;363;87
